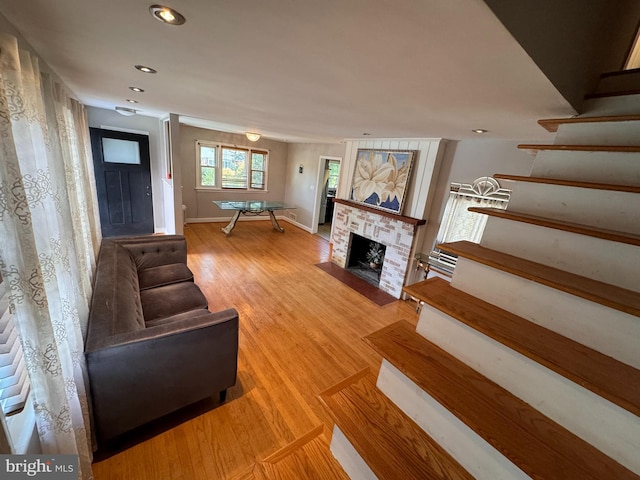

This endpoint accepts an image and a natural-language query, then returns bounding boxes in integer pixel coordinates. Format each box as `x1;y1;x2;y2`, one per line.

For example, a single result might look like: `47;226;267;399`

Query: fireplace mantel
333;198;426;228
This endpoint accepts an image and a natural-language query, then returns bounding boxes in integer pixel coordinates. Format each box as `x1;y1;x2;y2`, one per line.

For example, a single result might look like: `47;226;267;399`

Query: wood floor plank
256;425;349;480
319;369;474;480
92;221;418;479
364;321;639;480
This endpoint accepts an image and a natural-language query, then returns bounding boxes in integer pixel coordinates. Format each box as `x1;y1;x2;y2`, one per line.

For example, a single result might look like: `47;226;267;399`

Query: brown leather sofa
85;235;239;444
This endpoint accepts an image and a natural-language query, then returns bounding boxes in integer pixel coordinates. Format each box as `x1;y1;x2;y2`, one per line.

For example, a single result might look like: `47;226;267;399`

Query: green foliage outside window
328;161;340;189
201;166;216;186
197;142;267;190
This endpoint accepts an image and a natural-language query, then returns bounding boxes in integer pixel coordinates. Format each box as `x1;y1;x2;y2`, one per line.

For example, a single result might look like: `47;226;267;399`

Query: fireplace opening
346;233;386;287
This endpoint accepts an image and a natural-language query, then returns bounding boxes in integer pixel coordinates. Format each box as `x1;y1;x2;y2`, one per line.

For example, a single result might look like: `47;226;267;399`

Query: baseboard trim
184;215;315;234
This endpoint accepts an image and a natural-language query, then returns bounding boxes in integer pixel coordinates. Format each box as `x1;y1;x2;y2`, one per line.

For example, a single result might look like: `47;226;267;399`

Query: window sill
195;188;269;194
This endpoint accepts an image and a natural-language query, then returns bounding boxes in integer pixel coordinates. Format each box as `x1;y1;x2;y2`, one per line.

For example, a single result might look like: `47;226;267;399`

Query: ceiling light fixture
135;65;157;74
129;86;145;92
246;132;261;142
115;106;137;116
126;99;139;104
149;5;186;25
472;129;488;134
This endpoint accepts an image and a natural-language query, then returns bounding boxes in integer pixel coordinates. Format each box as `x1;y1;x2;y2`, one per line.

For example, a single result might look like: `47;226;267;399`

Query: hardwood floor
92;220;418;479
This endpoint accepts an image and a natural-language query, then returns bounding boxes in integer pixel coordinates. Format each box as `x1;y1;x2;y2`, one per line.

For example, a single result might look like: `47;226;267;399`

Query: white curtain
0;33;100;478
437;193;508;245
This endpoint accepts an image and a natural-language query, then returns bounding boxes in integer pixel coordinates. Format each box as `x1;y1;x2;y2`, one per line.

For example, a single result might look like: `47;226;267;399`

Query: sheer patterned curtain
437;194;508;244
0;32;100;478
437;177;511;245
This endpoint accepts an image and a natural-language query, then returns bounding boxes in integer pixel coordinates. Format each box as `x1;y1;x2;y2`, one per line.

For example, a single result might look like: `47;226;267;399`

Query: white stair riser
329;425;378;480
503;181;640;235
530;150;640;186
451;258;640;368
554;121;640;146
376;360;529;480
480;216;640;292
416;305;640;474
580;95;640;116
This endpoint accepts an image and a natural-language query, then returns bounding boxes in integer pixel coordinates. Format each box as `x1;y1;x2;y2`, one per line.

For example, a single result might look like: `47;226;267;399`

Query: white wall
420;139;536;254
339;138;447;221
86;107;166;232
179;125;289;220
285;142;346;230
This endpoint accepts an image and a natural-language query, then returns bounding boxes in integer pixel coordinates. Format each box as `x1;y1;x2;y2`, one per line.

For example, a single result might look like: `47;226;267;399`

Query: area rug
315;262;397;306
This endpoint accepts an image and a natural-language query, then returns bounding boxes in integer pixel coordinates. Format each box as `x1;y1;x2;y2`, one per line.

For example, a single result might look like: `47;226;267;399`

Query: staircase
318;75;640;478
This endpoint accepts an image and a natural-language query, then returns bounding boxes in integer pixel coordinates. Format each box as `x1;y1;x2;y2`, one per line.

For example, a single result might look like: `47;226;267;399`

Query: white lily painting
350;149;415;214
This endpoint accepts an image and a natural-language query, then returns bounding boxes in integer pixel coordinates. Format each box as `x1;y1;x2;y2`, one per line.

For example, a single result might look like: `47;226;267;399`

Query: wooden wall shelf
333;198;426;226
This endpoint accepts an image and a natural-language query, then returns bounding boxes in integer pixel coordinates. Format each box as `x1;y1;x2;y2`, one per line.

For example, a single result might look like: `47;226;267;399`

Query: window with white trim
0;274;31;416
196;141;268;190
426;177;511;276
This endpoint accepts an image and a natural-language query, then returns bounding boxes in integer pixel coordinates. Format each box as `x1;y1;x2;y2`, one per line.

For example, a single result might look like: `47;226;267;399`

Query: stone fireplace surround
331;199;425;298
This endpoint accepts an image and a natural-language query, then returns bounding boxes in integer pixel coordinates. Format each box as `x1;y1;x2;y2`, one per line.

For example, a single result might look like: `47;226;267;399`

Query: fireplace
330;199;426;298
346;234;386;287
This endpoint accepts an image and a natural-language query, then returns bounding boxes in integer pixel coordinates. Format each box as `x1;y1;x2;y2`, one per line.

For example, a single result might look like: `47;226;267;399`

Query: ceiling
0;0;576;143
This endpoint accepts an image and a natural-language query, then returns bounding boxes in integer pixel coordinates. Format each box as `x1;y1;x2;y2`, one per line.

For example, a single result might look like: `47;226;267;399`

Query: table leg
268;209;285;233
221;210;242;235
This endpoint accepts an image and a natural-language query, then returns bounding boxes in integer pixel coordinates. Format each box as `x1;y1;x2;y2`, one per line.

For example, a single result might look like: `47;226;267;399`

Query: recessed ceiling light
126;99;139;104
135;65;157;74
129;86;145;92
472;129;488;134
115;106;137;116
149;5;186;25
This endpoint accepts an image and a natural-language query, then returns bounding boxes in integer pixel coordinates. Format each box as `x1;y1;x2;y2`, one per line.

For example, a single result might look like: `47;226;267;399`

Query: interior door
90;128;154;237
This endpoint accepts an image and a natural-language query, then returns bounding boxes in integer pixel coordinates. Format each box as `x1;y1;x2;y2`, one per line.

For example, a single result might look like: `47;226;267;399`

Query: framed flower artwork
349;149;416;214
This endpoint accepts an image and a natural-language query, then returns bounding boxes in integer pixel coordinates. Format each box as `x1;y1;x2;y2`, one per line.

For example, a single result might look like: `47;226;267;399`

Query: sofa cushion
138;263;194;291
144;307;211;328
140;281;208;322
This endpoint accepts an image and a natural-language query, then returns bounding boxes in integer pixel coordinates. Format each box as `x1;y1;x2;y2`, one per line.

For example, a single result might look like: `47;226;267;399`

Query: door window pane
102;138;141;164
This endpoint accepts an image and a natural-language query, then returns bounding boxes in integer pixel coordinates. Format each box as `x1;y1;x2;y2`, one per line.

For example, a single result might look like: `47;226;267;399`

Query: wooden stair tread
402;277;640;416
518;144;640;152
468;206;640;247
256;425;349;480
364;321;638;480
493;173;640;193
438;240;640;317
537;114;640;132
318;369;473;480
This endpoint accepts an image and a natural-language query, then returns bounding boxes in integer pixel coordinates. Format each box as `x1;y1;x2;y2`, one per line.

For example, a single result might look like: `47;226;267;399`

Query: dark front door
90;128;154;237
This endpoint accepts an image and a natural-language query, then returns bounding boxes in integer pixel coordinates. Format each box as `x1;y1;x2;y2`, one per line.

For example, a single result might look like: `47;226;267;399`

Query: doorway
90;128;154;237
314;156;341;241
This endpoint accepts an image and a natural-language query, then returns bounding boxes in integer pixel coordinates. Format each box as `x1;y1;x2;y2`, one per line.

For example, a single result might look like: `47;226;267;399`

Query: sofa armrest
86;308;239;442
